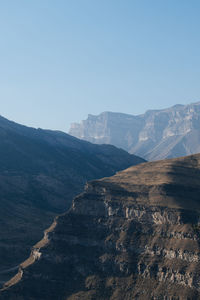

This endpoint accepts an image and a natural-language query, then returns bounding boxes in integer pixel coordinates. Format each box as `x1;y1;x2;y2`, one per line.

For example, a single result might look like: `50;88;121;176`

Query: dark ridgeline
0;115;144;285
2;153;200;299
69;101;200;161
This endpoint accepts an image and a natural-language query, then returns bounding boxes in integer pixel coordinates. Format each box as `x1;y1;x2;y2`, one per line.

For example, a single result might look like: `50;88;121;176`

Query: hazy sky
0;0;200;131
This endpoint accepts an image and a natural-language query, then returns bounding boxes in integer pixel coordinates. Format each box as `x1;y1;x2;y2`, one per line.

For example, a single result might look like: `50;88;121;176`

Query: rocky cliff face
2;153;200;299
69;101;200;161
0;115;144;287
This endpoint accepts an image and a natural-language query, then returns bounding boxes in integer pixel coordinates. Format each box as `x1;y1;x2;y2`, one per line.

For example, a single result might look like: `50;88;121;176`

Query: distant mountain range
0;115;144;285
2;153;200;299
69;101;200;160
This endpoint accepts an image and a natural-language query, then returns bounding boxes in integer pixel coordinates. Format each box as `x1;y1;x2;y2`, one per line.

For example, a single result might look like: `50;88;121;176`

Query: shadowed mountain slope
0;115;144;286
69;101;200;161
2;153;200;299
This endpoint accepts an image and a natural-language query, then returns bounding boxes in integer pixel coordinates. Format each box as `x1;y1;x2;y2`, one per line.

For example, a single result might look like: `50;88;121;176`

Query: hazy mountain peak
69;101;200;160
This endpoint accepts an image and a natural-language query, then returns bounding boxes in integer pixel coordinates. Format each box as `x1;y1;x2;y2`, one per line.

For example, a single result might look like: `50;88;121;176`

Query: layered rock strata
2;154;200;299
0;114;144;286
69;101;200;160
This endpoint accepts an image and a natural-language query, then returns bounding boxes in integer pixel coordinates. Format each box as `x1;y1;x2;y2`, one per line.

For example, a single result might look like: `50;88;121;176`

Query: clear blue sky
0;0;200;131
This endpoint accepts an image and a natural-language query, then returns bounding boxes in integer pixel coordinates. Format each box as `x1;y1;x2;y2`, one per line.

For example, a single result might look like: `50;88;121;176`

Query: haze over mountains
2;153;200;299
0;115;144;286
1;103;200;299
69;101;200;161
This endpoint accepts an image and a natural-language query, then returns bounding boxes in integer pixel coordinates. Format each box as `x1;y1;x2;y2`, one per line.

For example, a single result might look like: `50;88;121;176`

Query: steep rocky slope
69;101;200;160
2;153;200;299
0;115;144;286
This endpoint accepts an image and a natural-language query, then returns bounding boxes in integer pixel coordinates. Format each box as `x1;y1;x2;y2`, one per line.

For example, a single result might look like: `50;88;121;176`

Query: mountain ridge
0;115;144;286
2;153;200;299
69;101;200;160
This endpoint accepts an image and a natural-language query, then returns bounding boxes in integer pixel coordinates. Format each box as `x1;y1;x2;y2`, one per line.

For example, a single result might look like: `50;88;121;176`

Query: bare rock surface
69;101;200;160
0;115;144;286
2;153;200;299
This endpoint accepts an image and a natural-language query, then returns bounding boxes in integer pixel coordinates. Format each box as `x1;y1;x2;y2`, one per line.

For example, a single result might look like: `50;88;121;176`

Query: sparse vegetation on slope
0;115;144;286
2;153;200;299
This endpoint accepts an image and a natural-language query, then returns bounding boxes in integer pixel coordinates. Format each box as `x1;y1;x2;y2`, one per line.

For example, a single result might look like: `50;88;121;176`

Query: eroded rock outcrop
2;154;200;299
69;101;200;161
0;114;144;286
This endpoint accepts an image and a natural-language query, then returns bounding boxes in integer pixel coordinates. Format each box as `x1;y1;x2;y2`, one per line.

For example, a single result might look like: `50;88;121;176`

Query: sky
0;0;200;132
